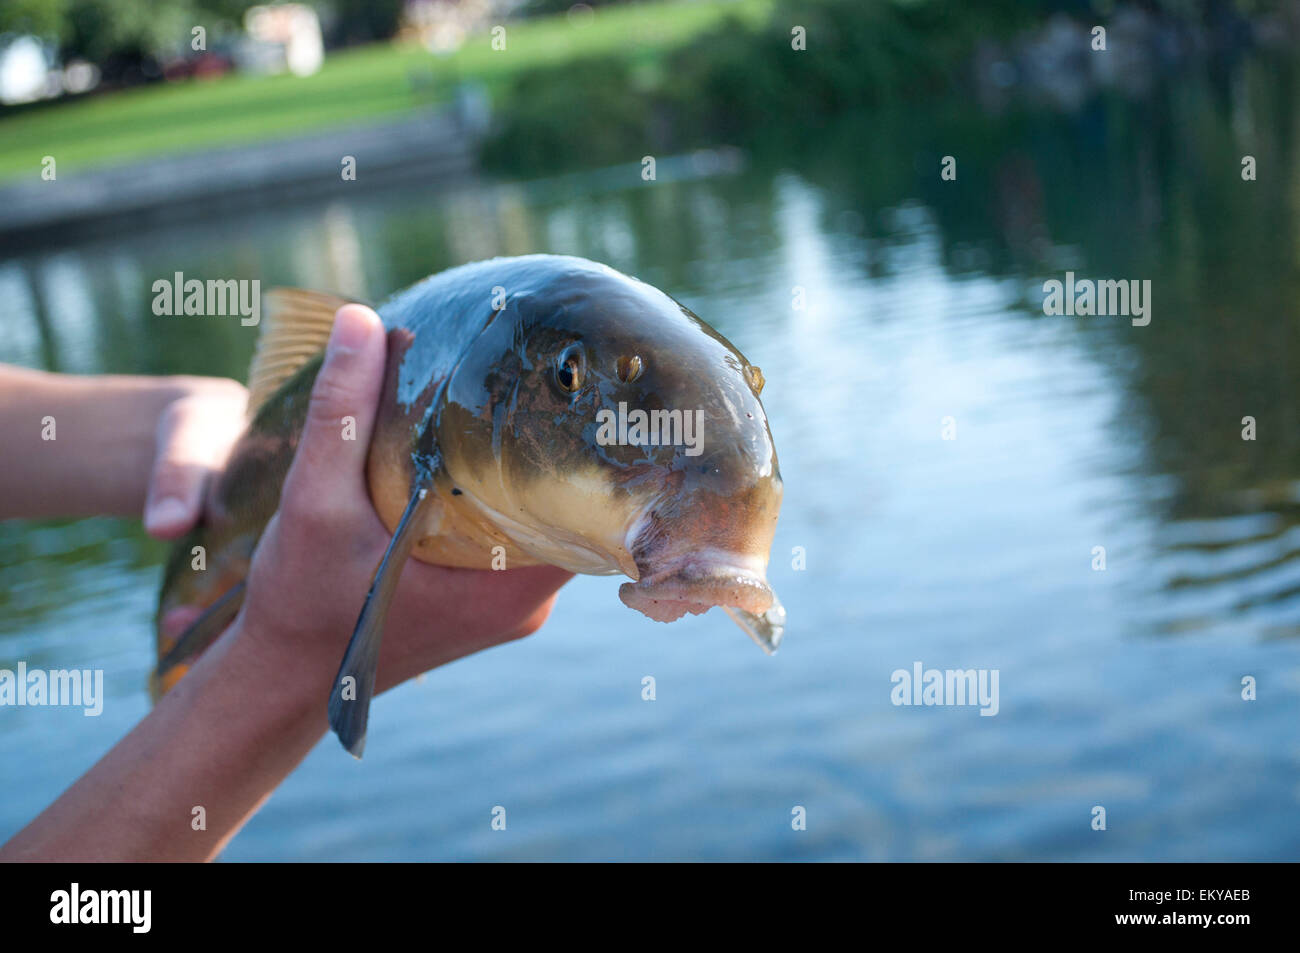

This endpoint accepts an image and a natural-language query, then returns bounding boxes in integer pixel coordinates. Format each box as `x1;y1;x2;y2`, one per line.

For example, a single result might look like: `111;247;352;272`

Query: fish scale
155;254;784;756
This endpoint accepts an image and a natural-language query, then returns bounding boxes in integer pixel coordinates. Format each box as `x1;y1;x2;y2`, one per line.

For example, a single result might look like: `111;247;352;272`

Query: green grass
0;0;772;184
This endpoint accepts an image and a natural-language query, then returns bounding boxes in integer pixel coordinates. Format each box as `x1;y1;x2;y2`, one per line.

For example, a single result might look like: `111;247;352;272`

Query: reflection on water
2;54;1300;860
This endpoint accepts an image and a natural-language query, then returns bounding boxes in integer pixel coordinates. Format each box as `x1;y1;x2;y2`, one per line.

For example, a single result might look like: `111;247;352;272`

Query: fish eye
616;354;644;383
555;345;586;394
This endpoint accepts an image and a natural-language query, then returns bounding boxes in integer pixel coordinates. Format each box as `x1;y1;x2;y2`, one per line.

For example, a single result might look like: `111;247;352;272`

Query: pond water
2;57;1299;860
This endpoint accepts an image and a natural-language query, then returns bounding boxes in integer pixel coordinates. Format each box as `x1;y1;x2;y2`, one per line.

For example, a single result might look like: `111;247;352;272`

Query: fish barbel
155;255;784;756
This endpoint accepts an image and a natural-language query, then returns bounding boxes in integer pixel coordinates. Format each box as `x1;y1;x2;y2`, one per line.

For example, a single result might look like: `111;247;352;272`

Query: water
3;58;1300;860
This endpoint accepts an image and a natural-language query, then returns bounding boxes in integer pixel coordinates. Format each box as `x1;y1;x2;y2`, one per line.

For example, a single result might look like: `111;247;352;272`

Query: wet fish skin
156;255;783;743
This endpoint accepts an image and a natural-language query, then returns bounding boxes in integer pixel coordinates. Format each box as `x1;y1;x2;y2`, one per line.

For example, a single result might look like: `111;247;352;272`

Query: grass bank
0;0;772;184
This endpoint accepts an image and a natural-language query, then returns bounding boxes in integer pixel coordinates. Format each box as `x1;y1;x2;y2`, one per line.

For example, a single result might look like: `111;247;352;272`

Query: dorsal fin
247;288;352;418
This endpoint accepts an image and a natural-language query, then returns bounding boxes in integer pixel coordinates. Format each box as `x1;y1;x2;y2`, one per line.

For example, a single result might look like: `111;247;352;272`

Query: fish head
438;259;782;643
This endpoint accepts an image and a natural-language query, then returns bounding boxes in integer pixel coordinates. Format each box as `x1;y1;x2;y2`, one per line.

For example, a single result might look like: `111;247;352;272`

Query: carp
155;255;784;756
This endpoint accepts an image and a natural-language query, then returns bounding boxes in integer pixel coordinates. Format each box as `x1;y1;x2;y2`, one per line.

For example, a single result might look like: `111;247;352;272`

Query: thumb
281;304;386;506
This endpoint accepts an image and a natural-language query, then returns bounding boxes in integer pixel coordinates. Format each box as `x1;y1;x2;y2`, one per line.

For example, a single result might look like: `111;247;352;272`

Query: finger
504;566;573;640
158;605;203;645
448;565;573;641
145;412;212;539
281;304;386;508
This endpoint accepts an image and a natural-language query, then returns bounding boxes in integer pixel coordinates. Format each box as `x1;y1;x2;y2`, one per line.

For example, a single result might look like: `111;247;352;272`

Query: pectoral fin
328;477;437;758
151;582;247;701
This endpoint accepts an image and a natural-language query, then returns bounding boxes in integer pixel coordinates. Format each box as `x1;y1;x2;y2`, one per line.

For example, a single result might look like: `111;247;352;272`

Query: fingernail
327;306;371;356
145;497;189;534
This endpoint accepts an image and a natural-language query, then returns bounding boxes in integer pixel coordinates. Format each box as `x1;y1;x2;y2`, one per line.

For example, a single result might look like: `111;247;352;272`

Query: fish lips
618;554;775;623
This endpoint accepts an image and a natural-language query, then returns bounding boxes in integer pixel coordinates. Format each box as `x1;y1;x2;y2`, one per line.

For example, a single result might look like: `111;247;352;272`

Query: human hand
223;304;571;711
143;376;248;539
0;311;569;861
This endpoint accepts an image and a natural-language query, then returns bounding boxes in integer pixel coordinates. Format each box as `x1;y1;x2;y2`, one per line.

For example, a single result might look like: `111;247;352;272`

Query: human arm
0;364;247;537
0;306;570;861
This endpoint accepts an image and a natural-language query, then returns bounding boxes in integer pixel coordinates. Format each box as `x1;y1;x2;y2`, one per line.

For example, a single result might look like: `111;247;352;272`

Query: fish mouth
618;551;785;653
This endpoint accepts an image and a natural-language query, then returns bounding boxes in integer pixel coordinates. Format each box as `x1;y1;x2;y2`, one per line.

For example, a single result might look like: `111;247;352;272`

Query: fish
154;254;784;756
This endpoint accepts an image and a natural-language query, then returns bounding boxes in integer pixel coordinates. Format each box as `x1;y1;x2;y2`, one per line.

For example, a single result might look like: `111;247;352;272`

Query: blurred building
240;3;325;77
401;0;523;53
0;35;57;105
0;34;99;105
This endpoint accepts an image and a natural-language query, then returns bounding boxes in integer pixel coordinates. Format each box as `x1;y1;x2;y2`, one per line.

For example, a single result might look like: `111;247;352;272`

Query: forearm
0;624;326;862
0;366;192;520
